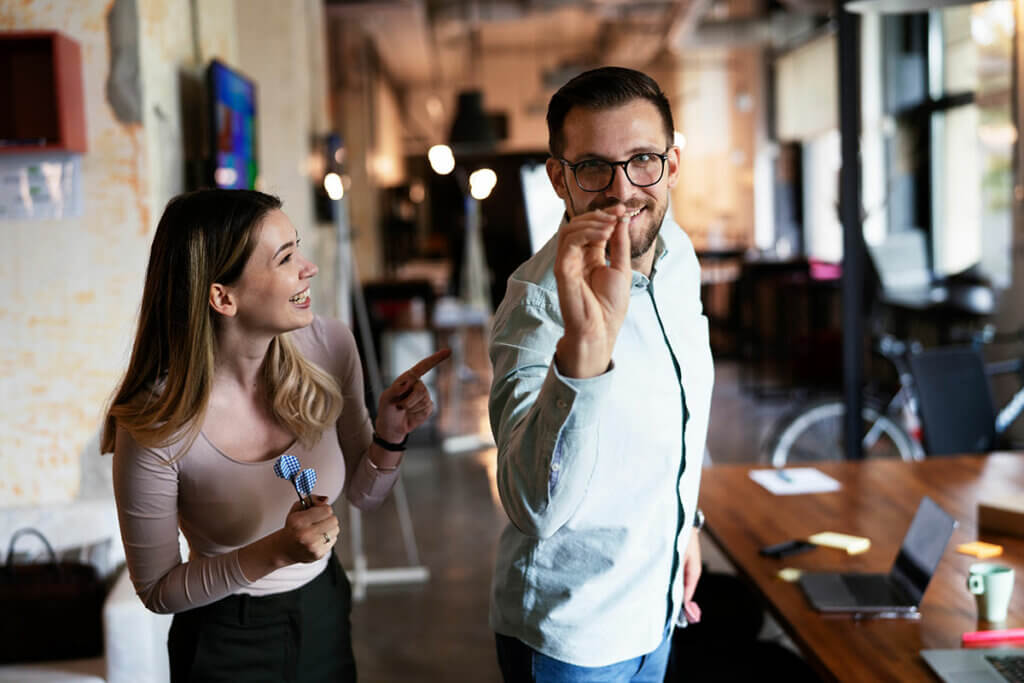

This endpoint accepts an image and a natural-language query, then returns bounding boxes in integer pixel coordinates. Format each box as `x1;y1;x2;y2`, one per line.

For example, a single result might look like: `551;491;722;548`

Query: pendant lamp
448;90;497;152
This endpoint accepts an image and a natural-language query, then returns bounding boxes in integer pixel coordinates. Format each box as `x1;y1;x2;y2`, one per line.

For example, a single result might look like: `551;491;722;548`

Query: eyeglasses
558;150;670;192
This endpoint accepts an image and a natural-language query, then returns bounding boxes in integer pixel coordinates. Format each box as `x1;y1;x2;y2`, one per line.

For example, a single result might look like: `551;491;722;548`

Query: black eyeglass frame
557;149;672;193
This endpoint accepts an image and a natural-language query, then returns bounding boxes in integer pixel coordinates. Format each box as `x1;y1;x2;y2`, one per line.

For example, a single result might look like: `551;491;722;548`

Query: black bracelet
373;432;408;452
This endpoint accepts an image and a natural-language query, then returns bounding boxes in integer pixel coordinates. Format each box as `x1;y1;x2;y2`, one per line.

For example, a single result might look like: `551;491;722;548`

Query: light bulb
469;168;497;200
428;145;455;175
324;172;344;200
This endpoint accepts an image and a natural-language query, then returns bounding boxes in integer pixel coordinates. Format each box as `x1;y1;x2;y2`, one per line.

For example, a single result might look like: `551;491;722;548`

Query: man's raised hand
553;205;632;378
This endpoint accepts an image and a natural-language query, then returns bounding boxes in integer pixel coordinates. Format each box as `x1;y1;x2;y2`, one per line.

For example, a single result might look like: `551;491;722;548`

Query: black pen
851;611;920;621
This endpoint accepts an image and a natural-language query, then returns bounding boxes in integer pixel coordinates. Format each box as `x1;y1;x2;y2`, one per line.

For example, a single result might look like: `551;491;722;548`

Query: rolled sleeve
489;281;615;539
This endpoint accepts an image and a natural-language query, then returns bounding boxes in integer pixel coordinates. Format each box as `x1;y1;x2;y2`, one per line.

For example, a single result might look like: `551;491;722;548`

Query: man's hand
554;206;632;378
682;529;703;624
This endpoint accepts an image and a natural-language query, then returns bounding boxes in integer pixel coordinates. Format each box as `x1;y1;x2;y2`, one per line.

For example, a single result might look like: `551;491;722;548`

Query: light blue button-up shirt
488;217;714;667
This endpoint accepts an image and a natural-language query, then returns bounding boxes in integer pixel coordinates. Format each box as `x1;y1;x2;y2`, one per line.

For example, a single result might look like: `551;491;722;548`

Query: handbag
0;527;107;663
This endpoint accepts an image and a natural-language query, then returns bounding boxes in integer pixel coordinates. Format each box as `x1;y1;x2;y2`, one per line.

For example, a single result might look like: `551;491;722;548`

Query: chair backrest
909;346;997;455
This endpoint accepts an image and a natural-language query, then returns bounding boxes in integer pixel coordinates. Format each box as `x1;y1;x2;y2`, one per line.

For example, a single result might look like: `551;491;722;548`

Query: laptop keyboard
987;655;1024;683
842;574;905;605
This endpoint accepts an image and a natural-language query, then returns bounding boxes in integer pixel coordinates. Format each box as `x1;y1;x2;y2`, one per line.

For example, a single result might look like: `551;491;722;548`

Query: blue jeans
495;626;673;683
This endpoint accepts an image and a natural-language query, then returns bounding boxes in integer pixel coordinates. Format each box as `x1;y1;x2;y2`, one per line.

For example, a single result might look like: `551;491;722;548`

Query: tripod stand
333;193;429;600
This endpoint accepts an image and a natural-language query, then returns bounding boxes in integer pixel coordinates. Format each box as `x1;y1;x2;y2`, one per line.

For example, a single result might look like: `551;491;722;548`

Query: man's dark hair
546;66;675;157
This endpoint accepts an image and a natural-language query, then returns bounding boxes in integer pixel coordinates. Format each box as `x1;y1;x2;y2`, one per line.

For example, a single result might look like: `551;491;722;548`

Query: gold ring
322;532;331;544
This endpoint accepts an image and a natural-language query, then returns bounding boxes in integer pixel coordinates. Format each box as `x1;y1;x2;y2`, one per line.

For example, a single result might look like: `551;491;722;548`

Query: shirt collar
631;231;671;292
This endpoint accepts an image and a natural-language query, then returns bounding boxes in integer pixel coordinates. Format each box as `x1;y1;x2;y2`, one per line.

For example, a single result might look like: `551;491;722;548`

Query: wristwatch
693;508;705;532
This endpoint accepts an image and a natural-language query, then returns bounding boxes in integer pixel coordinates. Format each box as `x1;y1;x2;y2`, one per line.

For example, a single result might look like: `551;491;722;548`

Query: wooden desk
699;454;1024;681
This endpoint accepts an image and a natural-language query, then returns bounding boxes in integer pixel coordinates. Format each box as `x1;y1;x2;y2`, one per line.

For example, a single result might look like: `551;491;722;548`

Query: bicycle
761;327;1024;466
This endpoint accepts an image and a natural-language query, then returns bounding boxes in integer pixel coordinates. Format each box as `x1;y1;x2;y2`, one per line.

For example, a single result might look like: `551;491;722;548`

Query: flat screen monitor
520;162;563;254
207;59;258;189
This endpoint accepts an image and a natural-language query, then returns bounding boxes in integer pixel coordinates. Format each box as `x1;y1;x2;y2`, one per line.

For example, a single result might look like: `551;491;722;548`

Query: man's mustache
588;199;650;213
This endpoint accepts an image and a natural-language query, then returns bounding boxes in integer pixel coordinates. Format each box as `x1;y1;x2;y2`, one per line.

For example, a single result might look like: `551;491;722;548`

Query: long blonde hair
101;189;341;458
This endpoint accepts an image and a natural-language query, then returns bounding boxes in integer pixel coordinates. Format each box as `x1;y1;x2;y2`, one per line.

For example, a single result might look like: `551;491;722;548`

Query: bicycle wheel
763;398;917;467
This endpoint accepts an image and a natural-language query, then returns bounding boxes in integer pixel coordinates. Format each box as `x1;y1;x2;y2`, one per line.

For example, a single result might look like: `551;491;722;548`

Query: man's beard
586;198;667;260
630;202;666;259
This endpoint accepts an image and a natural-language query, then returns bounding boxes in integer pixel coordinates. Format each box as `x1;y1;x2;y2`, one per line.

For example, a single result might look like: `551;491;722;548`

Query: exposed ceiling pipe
665;0;716;52
679;11;821;50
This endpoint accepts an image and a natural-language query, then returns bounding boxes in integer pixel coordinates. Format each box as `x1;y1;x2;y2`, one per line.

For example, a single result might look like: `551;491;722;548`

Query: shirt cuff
547;358;615;429
348;455;401;507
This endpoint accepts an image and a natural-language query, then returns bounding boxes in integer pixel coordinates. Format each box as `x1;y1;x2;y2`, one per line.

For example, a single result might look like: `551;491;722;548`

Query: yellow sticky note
778;567;803;583
956;541;1003;559
808;531;871;555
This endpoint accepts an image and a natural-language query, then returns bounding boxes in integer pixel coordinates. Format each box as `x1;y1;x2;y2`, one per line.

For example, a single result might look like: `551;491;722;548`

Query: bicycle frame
987;357;1024;434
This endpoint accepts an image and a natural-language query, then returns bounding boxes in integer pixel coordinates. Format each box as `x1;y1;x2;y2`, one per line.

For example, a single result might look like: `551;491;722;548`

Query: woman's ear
209;283;237;317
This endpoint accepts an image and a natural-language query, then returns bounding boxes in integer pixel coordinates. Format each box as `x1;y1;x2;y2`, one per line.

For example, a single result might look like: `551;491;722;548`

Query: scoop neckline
199;430;298;466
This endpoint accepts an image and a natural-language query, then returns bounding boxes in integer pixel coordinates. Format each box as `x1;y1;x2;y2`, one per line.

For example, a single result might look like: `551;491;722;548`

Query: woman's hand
276;496;339;564
375;348;451;443
237;496;339;579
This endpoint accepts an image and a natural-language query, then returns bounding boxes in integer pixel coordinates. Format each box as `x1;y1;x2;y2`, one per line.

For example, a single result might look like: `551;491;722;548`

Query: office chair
908;346;997;456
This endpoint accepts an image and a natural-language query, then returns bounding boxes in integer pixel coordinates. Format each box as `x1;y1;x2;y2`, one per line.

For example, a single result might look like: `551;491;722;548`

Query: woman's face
226;209;318;335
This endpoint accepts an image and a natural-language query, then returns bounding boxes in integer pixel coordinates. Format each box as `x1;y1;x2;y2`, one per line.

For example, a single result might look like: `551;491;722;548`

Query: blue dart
274;454;315;508
274;454;300;481
295;468;318;505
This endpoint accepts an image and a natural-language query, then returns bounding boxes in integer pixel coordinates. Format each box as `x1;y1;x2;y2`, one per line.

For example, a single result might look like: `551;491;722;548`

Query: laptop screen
890;496;958;604
866;228;933;293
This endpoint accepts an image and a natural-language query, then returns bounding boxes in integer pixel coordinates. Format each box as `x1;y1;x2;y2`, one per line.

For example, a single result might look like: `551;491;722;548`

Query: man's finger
607;215;631;274
570;207;620;222
559;225;615;251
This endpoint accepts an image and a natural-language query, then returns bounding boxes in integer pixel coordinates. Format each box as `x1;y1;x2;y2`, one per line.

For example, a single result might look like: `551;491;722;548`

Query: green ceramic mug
967;563;1015;622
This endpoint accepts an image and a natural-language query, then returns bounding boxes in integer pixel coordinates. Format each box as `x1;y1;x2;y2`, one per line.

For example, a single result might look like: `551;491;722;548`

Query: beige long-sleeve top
112;316;399;614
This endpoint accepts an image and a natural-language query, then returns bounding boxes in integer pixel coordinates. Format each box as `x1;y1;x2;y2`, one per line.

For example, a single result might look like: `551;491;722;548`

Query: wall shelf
0;31;87;154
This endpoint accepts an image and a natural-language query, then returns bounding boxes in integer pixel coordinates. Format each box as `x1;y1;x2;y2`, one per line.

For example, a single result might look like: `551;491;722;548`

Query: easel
333;193;429;600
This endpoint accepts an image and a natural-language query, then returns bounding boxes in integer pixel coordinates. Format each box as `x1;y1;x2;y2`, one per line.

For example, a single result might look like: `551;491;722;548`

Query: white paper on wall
0;152;83;219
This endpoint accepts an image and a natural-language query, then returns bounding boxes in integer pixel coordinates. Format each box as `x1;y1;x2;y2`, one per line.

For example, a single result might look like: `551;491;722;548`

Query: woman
102;188;448;681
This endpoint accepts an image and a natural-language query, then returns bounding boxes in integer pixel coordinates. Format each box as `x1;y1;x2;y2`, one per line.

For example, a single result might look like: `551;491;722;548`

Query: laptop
922;648;1024;682
866;228;949;307
799;496;957;614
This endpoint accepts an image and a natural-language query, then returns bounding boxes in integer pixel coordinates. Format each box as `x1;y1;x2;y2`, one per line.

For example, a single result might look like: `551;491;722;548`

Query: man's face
546;99;680;260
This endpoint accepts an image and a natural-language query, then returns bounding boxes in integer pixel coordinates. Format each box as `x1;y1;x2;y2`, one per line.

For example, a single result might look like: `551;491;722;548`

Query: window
878;2;1013;286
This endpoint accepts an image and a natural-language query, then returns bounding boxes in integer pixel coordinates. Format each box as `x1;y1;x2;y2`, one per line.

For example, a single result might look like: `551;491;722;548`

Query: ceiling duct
845;0;987;12
682;11;821;50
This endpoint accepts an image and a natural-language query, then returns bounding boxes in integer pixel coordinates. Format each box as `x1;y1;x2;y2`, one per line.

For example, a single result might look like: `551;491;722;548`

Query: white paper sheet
749;467;841;495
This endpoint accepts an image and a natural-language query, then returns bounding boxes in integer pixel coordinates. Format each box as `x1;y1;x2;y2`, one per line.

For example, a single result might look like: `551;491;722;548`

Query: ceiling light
324;172;344;200
469;168;497;200
409;180;426;204
428;145;456;175
426;96;444;121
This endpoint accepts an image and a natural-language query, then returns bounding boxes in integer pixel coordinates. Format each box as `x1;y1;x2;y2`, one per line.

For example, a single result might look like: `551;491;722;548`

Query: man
488;66;714;682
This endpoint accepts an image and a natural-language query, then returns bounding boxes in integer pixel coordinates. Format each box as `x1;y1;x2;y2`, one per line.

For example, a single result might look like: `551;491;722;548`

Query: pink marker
962;628;1024;646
